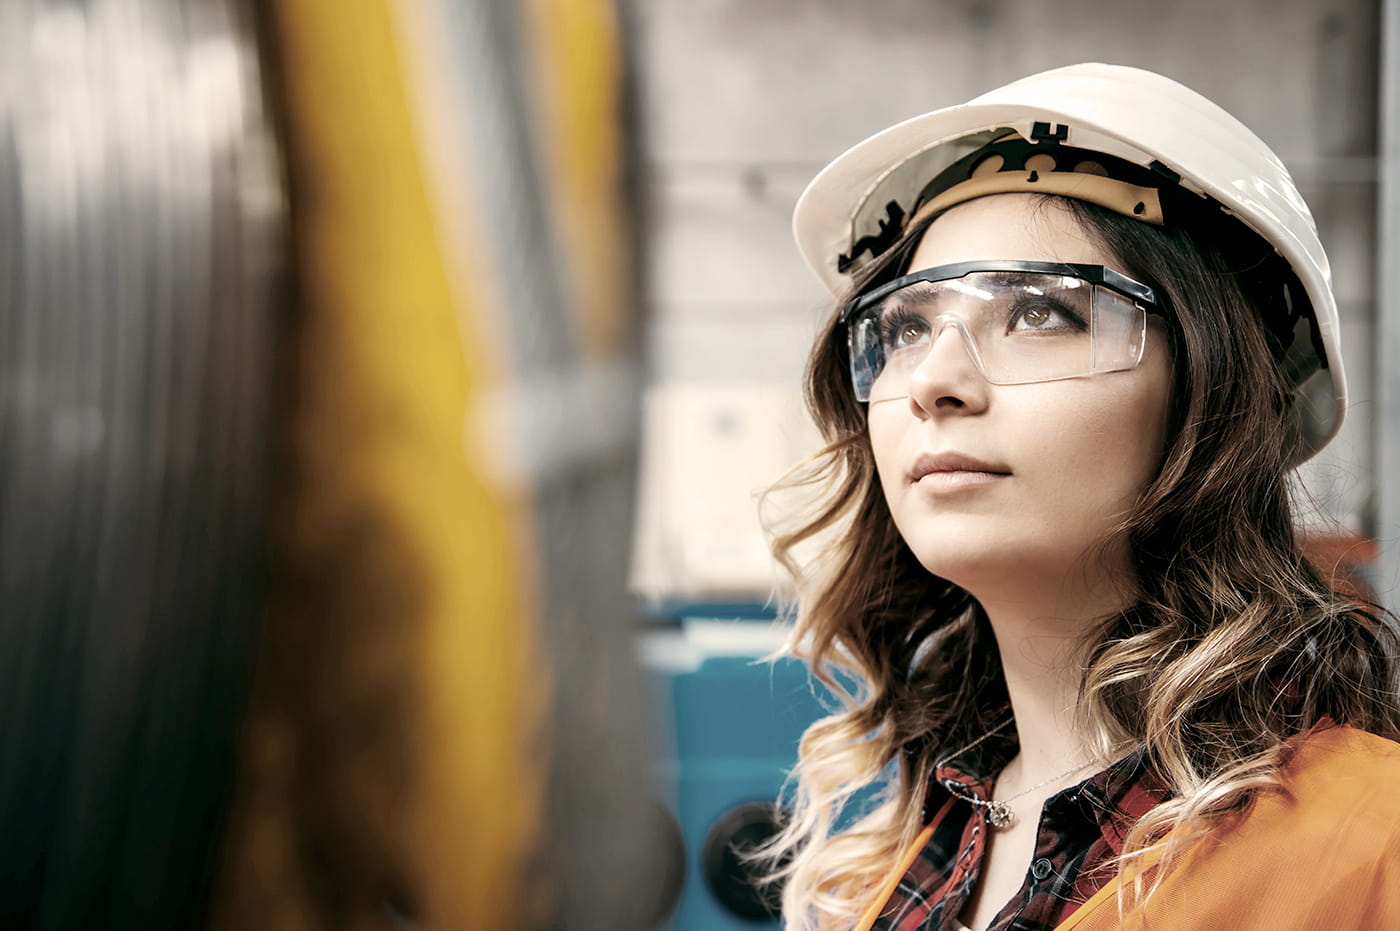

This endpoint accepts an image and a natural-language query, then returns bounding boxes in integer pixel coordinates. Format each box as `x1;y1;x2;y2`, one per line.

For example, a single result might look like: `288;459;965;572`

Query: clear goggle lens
843;261;1159;403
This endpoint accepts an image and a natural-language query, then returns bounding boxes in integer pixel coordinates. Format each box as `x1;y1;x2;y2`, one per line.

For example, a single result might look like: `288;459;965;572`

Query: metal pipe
1378;0;1400;612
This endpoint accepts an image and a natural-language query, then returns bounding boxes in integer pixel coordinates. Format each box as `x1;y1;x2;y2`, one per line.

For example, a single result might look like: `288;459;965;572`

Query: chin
902;530;1089;597
903;537;1020;591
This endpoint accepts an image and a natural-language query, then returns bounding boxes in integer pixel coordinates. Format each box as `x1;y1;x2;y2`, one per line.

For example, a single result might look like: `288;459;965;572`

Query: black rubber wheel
700;801;786;922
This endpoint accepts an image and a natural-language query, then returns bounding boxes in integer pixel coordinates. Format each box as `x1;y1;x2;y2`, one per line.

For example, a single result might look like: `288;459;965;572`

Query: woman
763;63;1400;930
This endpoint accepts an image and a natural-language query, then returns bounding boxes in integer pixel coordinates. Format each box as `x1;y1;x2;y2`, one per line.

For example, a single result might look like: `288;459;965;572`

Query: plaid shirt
870;730;1170;931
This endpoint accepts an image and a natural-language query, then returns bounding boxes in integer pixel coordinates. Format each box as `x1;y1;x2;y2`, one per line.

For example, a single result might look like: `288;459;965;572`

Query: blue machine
641;615;833;929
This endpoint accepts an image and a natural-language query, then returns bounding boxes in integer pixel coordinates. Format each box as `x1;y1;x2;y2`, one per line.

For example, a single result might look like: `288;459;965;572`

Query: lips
909;451;1012;483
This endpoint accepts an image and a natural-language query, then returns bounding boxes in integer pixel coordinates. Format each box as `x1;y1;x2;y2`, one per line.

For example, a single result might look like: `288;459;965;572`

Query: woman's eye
1008;300;1083;333
880;313;929;350
1018;306;1054;328
896;322;925;346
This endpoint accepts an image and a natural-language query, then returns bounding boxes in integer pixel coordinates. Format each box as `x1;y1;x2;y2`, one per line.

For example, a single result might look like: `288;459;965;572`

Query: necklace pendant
986;801;1016;829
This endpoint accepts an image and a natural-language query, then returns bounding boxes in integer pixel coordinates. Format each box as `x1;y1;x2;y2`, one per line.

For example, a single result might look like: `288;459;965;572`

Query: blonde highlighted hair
759;196;1400;929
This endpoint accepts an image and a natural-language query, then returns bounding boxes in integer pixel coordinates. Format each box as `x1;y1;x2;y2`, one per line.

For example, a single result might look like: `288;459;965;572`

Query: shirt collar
924;733;1172;854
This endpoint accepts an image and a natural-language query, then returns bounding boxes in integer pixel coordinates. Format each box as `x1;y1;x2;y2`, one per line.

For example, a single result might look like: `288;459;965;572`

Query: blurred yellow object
219;1;541;927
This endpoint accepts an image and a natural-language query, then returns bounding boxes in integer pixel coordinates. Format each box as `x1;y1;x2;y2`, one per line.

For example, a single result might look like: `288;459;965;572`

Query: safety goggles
841;260;1161;403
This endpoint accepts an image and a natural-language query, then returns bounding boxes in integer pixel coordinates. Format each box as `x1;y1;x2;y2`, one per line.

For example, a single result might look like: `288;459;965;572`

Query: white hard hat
793;62;1344;461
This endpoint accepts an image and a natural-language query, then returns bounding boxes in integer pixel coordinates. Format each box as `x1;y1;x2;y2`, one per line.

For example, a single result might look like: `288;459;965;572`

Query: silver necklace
934;717;1099;830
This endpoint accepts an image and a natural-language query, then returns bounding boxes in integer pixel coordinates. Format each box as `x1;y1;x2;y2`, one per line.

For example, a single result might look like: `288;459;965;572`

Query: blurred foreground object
0;0;283;927
217;0;655;929
3;0;653;927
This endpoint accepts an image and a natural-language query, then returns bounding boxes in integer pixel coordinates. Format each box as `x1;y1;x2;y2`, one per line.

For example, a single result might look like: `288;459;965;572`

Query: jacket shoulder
1277;725;1400;842
1053;726;1400;931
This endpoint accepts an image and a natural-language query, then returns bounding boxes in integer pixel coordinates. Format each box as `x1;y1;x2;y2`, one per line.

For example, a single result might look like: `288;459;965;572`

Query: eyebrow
977;271;1032;286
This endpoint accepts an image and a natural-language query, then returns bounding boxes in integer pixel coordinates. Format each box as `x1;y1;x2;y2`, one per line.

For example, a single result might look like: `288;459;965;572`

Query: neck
970;574;1132;790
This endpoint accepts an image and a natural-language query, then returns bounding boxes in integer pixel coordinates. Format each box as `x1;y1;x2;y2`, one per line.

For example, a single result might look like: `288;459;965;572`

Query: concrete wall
630;0;1381;598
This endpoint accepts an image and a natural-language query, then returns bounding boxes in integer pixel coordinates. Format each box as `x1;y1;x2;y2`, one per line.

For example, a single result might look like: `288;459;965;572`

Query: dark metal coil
0;1;284;927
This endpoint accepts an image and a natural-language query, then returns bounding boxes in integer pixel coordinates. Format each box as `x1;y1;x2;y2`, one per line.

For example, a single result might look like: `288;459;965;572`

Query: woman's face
865;194;1172;604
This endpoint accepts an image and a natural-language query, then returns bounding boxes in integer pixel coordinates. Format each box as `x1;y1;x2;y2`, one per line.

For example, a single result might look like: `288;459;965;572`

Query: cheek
866;409;902;488
1028;374;1172;502
1113;364;1173;483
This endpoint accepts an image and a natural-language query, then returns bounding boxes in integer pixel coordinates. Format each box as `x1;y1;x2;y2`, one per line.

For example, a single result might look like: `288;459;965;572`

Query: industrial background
4;2;1399;930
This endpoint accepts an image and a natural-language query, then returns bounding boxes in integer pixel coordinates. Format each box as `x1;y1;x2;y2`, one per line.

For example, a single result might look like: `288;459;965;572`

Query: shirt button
1031;858;1053;881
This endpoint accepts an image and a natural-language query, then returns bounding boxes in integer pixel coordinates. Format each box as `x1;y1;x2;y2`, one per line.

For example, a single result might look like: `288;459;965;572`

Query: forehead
906;194;1118;273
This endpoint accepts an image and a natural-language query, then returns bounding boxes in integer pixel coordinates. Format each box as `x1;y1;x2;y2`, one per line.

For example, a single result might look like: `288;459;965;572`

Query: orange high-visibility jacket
858;725;1400;930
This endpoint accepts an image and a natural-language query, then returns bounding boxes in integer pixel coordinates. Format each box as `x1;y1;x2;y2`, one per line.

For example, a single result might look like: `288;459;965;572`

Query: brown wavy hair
760;195;1400;928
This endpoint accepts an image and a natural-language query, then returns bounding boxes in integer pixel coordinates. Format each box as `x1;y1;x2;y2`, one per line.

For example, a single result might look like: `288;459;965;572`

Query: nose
904;318;990;417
